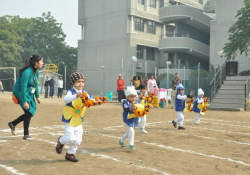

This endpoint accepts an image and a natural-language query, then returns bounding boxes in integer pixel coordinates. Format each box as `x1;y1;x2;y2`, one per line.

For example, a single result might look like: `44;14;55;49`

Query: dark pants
11;107;33;135
58;88;63;98
44;86;48;98
117;90;126;103
50;86;54;97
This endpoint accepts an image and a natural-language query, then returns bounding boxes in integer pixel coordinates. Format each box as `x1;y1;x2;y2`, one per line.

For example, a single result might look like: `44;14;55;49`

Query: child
55;72;91;162
118;86;138;151
137;83;148;134
172;83;189;130
193;88;204;125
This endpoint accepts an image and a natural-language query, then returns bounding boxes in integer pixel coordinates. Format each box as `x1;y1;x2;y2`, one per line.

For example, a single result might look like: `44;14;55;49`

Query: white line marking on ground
0;163;27;175
86;131;250;167
35;138;170;175
159;130;250;146
201;118;250;124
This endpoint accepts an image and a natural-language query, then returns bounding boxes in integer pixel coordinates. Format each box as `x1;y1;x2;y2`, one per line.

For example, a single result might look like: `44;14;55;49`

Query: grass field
0;93;250;175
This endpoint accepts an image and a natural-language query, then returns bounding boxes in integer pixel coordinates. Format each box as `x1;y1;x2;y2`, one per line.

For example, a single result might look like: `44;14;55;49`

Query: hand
132;105;137;110
23;102;29;109
104;99;108;103
174;85;177;87
36;98;41;104
187;95;193;98
76;92;83;98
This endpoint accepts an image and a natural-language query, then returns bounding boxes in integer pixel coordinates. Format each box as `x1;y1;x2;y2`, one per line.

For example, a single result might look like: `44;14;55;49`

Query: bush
239;70;250;76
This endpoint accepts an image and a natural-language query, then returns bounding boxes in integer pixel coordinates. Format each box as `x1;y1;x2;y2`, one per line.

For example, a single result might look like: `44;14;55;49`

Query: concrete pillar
131;16;134;33
163;24;166;37
174;53;178;68
81;25;84;40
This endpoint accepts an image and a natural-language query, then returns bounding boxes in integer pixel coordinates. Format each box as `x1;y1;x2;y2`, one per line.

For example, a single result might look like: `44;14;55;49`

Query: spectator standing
143;77;148;86
155;76;160;88
49;77;55;98
58;76;63;98
117;74;125;104
0;80;4;93
171;73;182;109
131;76;142;90
44;76;49;98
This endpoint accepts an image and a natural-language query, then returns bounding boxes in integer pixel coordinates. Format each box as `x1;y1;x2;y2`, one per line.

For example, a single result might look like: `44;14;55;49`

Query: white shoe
194;122;200;125
23;135;35;140
118;102;121;104
140;129;147;134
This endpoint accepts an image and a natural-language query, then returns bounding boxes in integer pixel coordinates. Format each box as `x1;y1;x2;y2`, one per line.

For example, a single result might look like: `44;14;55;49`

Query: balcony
159;3;214;33
159;34;209;60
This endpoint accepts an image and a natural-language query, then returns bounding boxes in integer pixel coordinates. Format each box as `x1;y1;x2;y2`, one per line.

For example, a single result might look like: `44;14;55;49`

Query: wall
210;0;249;73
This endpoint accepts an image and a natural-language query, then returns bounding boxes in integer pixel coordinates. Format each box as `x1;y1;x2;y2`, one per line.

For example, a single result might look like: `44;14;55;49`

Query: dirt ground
0;93;250;175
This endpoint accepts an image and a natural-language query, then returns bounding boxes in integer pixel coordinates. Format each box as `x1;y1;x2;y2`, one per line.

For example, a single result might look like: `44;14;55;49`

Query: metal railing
245;75;250;110
160;2;215;19
209;61;227;102
160;34;209;46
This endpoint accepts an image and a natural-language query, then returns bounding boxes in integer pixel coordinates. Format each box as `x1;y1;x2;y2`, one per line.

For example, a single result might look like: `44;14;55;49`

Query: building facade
78;0;248;94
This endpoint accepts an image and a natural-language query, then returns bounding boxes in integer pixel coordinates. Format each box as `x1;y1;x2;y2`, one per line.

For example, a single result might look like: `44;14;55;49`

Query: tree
223;0;250;60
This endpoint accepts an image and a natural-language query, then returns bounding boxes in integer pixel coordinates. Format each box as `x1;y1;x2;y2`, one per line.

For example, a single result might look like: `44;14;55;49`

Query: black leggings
11;107;33;135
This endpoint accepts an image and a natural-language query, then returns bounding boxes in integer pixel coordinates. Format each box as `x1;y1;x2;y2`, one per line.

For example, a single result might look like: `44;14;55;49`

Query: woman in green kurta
8;55;43;140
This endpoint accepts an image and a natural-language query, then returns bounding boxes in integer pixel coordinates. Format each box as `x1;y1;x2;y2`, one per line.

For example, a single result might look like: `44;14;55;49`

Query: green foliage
223;0;250;60
0;12;77;89
238;69;250;76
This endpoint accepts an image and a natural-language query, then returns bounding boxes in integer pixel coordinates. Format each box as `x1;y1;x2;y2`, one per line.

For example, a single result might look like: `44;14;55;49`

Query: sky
0;0;80;47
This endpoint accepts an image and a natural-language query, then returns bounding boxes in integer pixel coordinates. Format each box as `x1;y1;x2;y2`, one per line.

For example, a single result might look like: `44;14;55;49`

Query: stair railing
244;75;250;110
209;61;227;102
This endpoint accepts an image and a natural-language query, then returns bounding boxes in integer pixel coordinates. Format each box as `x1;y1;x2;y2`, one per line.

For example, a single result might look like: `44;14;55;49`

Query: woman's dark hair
19;55;42;76
139;83;146;90
150;74;154;78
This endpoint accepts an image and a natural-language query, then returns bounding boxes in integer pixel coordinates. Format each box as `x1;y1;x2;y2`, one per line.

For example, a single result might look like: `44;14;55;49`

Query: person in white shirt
58;77;63;98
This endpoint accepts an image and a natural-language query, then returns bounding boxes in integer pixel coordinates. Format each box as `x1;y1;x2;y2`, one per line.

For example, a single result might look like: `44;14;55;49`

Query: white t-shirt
58;80;63;88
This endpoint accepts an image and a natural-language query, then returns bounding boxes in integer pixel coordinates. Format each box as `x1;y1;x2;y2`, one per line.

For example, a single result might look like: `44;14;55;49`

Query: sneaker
65;153;79;162
178;126;186;130
8;122;16;135
56;136;64;154
140;129;147;134
172;120;177;128
118;102;121;104
129;145;135;151
194;122;200;125
118;139;126;148
23;135;35;140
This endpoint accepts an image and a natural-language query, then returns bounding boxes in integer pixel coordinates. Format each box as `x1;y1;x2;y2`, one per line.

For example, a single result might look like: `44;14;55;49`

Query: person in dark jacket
49;77;55;98
44;76;49;98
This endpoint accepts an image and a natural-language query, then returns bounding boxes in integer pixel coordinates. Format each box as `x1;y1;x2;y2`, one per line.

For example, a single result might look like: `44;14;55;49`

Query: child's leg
59;123;76;147
141;115;146;129
125;124;135;146
120;124;129;143
195;113;202;123
174;112;184;127
67;125;83;154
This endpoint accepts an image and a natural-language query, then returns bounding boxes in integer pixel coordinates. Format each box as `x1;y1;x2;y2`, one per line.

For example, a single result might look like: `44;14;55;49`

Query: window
160;0;164;8
138;0;144;5
134;17;144;32
149;0;156;8
166;25;174;37
147;21;156;34
137;46;143;59
147;47;155;61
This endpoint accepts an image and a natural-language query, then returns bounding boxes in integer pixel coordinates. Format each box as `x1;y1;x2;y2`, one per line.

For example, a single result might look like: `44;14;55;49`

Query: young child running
55;72;92;162
193;88;204;125
172;83;190;130
137;83;148;134
119;86;139;151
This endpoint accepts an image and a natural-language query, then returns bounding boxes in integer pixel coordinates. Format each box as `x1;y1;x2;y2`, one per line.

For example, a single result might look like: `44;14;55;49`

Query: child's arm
177;94;187;100
64;91;79;103
197;98;203;104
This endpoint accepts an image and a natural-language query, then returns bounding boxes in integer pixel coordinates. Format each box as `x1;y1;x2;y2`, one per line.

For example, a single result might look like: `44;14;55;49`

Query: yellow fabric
63;97;86;127
154;97;159;107
200;111;205;115
127;104;144;119
140;99;148;106
197;102;205;109
183;102;187;113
